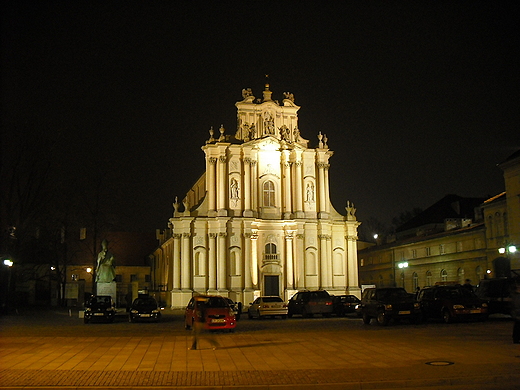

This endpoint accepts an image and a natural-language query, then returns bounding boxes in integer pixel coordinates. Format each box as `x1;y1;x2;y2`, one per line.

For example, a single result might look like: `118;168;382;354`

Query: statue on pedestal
95;239;116;283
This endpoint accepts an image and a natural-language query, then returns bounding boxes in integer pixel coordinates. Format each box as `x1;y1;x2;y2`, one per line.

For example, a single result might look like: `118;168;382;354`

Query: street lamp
4;259;13;267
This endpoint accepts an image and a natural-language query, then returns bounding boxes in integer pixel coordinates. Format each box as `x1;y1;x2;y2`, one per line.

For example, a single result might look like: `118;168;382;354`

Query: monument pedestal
97;282;117;301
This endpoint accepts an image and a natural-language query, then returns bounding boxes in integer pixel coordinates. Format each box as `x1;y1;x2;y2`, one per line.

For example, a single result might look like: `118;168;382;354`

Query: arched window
263;180;275;207
441;269;448;282
426;271;432;287
412;272;419;291
457;268;464;284
265;243;278;261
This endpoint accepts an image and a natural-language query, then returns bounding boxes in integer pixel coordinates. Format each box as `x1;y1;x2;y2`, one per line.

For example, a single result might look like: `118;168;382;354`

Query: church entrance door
264;275;279;296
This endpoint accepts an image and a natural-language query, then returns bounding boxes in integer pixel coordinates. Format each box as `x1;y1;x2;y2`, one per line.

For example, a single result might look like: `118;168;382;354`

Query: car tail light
326;301;332;306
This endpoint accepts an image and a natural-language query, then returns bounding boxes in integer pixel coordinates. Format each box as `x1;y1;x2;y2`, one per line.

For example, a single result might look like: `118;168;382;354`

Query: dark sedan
129;296;162;322
418;285;488;323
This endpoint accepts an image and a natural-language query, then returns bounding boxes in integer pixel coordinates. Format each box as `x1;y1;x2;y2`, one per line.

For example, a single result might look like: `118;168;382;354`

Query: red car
184;295;236;331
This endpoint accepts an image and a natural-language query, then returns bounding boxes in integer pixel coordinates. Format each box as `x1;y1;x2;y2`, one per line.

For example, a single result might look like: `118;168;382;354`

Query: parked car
475;278;516;315
248;296;288;319
84;295;116;323
129;296;161;322
359;287;421;326
332;295;361;316
287;290;334;318
224;297;242;320
418;285;488;323
184;295;236;331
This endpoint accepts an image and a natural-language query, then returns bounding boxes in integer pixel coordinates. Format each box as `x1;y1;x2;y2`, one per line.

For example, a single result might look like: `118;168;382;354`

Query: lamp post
3;259;13;312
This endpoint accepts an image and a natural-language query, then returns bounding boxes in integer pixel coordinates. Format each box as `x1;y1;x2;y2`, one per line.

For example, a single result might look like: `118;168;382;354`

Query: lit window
263;180;275;207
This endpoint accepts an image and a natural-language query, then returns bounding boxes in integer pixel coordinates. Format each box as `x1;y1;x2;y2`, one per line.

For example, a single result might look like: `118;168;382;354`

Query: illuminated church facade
152;84;360;308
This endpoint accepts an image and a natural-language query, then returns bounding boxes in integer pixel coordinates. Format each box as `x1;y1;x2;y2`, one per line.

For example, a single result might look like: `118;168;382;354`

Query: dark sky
2;2;519;235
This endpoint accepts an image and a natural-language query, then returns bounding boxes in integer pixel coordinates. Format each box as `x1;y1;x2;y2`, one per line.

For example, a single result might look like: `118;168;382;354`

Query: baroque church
152;83;360;308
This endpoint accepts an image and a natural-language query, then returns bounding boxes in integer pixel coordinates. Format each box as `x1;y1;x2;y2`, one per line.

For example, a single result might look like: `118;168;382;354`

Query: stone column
207;157;217;217
251;159;258;213
294;160;303;217
347;234;359;290
319;234;328;289
317;162;326;217
243;158;253;217
217;155;227;216
208;233;217;292
285;232;294;289
326;234;332;288
217;232;227;291
243;233;252;290
324;163;331;214
181;233;191;290
283;157;292;219
251;231;258;288
172;234;181;290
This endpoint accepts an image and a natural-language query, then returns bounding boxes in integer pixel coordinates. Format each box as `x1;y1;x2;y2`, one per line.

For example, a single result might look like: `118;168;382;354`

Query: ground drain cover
425;361;454;366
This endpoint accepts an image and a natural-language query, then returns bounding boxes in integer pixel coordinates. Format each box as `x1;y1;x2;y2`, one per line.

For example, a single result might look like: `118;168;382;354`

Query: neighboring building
481;150;520;277
358;149;520;291
65;231;157;307
151;84;361;308
358;195;488;291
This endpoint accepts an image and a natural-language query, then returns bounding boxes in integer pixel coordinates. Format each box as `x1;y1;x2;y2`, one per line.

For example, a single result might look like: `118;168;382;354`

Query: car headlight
414;303;420;309
482;303;488;308
453;305;464;310
384;304;393;310
131;309;138;314
152;309;159;313
85;308;91;312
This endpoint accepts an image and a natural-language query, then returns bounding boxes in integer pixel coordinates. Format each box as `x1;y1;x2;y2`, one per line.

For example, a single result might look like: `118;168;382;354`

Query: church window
263;180;275;207
264;243;278;261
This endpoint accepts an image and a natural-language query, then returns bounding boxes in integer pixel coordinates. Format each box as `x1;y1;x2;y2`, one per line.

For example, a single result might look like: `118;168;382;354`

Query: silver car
248;296;288;319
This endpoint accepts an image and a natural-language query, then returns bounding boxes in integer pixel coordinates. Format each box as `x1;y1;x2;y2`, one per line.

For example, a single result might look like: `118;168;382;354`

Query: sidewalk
1;310;519;389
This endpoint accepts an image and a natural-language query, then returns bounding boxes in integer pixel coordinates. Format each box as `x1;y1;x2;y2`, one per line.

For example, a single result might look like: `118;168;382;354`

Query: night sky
2;2;519;236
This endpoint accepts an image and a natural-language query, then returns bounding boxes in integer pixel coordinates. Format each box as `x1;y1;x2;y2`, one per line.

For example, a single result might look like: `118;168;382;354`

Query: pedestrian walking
189;298;219;350
511;279;520;344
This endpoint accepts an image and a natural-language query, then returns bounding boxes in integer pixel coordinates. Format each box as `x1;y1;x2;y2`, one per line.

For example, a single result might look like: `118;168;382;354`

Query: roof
395;194;486;233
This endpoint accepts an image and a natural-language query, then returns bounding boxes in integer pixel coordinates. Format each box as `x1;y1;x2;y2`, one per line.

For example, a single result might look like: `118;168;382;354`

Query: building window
441;269;448;282
264;243;278;261
145;275;151;283
426;271;432;287
115;274;122;283
456;241;463;252
412;272;419;291
412;249;417;259
440;244;446;255
457;268;464;284
263;180;275;207
425;247;431;256
131;274;138;282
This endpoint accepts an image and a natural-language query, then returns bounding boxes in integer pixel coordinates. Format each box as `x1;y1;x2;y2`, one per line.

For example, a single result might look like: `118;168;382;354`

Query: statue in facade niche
96;239;116;283
230;178;240;206
306;183;315;202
